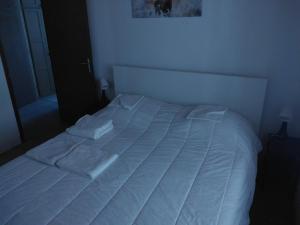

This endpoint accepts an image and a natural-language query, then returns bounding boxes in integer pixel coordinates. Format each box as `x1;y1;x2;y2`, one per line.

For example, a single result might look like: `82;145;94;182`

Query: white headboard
113;66;268;133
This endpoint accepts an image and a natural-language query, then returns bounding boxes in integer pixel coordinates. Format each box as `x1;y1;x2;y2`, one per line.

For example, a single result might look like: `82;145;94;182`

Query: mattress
0;96;261;225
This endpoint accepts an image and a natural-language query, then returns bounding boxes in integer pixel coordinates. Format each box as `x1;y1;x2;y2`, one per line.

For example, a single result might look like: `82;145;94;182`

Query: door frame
0;46;25;143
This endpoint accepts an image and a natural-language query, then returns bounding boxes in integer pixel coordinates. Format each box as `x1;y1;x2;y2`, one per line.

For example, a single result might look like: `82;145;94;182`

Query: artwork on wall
132;0;202;18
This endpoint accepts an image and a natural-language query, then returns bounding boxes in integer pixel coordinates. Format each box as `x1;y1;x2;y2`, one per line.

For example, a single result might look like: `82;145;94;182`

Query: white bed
0;66;267;225
113;66;267;133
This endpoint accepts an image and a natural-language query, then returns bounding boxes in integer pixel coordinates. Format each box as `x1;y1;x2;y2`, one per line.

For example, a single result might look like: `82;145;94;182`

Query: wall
87;0;300;137
0;56;21;153
0;0;39;107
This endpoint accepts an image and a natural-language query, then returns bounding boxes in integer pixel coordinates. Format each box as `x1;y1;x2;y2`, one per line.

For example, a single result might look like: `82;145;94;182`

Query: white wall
87;0;300;137
0;56;21;153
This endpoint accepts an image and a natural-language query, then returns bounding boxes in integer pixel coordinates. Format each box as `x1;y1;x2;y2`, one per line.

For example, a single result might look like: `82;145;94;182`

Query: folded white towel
66;115;113;140
26;133;85;166
187;105;228;122
56;144;118;179
118;94;144;110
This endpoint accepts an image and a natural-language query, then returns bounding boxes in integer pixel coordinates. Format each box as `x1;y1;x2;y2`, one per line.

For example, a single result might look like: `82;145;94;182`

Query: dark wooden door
41;0;100;124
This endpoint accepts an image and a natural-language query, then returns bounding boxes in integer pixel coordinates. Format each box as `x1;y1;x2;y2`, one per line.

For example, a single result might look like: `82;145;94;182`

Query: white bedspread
0;96;261;225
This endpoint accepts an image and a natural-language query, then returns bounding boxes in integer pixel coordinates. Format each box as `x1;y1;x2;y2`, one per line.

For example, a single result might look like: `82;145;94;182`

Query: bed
0;66;267;225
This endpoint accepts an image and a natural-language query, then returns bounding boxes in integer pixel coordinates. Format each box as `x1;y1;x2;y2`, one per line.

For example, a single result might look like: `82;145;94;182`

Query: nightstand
265;135;300;187
262;135;300;224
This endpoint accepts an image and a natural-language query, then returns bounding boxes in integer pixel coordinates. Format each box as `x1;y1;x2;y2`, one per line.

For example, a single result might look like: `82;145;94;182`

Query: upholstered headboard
113;66;268;133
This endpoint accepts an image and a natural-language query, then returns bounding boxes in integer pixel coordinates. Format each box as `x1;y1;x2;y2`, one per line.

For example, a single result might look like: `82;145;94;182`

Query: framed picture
132;0;202;18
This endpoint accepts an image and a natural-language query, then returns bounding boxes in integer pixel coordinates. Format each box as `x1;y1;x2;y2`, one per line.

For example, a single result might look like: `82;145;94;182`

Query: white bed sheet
0;96;260;225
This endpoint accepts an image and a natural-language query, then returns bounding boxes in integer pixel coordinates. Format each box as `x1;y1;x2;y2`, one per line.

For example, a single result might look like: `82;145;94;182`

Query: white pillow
187;105;228;121
118;94;144;110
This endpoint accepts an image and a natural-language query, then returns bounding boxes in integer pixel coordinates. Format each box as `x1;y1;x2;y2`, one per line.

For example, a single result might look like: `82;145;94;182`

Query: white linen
187;105;228;121
66;115;113;140
0;95;260;225
25;133;85;166
56;144;118;179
